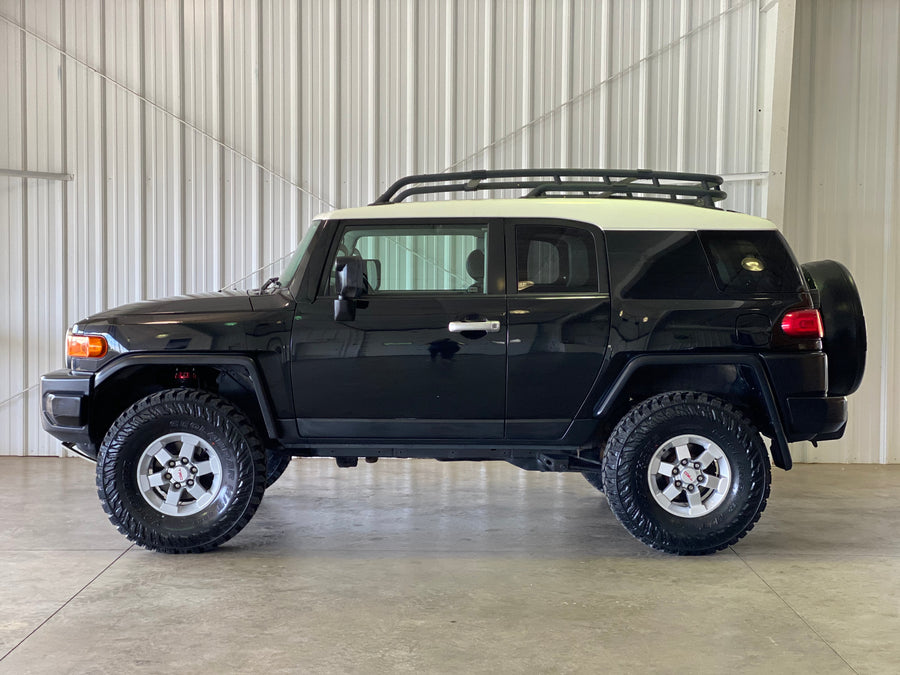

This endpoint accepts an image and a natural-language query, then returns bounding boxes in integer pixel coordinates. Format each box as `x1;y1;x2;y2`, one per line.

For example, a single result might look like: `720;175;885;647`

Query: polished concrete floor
0;457;897;674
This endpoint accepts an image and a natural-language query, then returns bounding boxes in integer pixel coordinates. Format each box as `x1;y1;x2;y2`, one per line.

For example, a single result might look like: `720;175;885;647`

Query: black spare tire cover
802;260;867;396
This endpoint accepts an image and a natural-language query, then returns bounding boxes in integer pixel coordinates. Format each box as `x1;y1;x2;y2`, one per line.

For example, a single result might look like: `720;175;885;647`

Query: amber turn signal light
780;309;824;338
66;333;108;358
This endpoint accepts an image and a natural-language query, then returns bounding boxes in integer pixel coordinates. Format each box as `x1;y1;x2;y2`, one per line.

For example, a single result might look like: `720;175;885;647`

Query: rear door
505;220;611;440
290;219;507;440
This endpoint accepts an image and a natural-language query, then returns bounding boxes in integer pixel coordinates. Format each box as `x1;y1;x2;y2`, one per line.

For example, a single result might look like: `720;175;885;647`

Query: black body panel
40;214;853;473
290;293;508;439
506;295;610;439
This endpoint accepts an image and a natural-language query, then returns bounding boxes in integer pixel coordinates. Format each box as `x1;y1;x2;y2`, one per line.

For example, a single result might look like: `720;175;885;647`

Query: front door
290;220;507;440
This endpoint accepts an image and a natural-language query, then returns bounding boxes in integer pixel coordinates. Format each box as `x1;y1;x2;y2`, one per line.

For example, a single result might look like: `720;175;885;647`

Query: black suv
41;169;866;555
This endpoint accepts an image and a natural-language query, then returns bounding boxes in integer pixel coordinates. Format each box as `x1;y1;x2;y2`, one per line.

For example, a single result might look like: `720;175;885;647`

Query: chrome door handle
448;320;501;333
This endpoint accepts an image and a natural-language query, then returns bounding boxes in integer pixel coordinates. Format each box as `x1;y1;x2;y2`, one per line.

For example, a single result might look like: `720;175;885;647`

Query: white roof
315;198;776;231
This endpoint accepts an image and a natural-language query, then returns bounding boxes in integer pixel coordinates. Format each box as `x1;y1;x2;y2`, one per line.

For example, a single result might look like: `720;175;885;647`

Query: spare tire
801;260;867;396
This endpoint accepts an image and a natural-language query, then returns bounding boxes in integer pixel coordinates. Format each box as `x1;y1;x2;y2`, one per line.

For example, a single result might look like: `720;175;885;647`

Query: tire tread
602;391;771;555
96;388;265;554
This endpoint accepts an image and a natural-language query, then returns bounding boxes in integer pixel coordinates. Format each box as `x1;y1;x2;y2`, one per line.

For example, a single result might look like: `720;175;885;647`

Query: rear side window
515;224;599;293
606;231;717;299
700;231;803;294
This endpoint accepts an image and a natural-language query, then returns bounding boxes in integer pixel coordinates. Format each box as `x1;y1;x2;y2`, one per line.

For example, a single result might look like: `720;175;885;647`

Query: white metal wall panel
104;0;143;308
22;2;66;455
0;0;832;457
783;0;900;463
0;1;27;454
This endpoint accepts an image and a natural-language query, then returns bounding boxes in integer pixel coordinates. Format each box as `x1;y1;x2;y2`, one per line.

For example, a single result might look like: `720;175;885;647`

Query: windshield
279;220;323;286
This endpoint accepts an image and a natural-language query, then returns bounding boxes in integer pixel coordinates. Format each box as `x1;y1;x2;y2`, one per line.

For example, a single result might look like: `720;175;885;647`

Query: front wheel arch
89;356;278;451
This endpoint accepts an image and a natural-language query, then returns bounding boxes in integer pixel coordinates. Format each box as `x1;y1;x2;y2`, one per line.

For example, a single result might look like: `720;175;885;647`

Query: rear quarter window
700;230;804;294
606;231;717;299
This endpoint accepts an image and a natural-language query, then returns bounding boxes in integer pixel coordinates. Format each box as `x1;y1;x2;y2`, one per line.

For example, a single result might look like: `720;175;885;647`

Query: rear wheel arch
592;356;791;469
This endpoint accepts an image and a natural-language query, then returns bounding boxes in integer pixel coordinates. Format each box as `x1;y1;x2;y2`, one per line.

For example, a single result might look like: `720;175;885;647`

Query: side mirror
334;256;365;321
334;256;366;299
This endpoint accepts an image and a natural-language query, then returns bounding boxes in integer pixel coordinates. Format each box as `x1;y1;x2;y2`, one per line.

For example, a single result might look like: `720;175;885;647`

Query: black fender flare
93;353;278;439
593;353;793;470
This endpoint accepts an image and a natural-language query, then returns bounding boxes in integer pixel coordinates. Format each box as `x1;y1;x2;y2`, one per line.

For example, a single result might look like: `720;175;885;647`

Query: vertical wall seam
521;0;533;167
444;0;455;172
217;0;225;289
19;0;30;454
676;0;688;171
561;0;573;166
59;0;69;344
295;0;302;220
749;0;760;207
406;0;416;174
599;0;611;166
178;0;187;294
99;0;108;308
715;0;729;173
257;0;265;278
482;0;494;170
638;0;650;167
369;0;380;199
877;1;899;463
331;1;340;205
58;0;69;456
139;0;147;300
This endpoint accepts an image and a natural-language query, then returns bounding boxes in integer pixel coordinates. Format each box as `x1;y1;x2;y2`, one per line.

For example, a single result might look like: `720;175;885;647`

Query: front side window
330;223;489;294
515;224;599;293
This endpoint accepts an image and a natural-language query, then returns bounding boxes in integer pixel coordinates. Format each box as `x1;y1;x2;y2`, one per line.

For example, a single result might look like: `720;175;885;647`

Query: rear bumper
40;369;97;458
760;352;848;442
785;395;848;442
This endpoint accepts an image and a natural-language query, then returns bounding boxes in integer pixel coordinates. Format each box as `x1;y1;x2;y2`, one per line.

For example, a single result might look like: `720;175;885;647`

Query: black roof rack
372;169;726;208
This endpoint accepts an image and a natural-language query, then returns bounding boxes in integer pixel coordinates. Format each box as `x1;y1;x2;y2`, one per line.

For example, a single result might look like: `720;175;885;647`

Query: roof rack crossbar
371;168;726;208
392;179;592;203
524;182;727;208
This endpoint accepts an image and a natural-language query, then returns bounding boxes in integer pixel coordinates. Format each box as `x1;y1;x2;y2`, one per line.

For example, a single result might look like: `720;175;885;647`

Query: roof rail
371;169;726;208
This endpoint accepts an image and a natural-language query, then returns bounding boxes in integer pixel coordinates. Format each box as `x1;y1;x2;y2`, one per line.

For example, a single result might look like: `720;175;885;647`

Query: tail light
780;309;824;338
66;333;108;358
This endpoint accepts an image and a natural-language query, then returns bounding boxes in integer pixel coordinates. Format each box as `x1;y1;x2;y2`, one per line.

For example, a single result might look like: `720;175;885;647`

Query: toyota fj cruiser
41;169;866;555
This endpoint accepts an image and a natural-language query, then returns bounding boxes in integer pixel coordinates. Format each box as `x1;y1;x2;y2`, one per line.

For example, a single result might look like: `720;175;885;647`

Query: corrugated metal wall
783;0;900;463
0;0;805;456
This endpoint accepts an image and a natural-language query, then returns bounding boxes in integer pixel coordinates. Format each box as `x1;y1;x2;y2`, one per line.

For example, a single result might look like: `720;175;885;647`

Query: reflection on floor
0;457;897;674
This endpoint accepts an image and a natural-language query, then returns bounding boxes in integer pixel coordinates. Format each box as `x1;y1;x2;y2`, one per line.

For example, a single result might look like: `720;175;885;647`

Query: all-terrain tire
265;451;293;488
97;388;266;553
581;471;605;493
602;391;770;555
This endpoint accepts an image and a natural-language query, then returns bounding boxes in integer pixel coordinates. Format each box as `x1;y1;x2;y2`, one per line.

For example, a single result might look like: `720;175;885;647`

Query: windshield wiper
259;276;281;294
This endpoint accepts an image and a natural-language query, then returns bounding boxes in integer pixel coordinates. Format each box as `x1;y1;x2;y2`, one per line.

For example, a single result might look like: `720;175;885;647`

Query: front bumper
40;369;96;458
